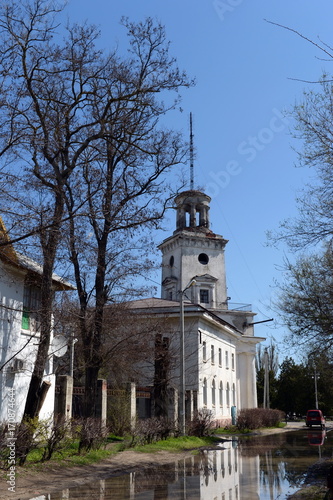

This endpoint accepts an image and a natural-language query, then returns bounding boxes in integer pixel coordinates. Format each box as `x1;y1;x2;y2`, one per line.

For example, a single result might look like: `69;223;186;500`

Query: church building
129;190;264;425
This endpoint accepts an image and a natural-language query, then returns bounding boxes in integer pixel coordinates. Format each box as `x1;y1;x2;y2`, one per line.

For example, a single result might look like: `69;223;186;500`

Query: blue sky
65;1;333;360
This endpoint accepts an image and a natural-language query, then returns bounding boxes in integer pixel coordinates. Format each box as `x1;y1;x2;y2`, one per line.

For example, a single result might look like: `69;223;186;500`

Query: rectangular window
211;344;215;364
203;341;207;362
219;348;222;367
200;289;209;304
225;351;229;369
231;353;235;370
21;307;30;330
21;283;41;332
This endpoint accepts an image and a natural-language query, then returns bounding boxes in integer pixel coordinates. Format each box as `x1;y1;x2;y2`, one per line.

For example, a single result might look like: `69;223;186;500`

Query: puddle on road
29;429;333;500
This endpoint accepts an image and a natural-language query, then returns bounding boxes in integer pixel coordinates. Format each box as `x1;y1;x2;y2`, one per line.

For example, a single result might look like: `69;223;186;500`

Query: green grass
24;438;124;468
214;426;240;435
213;421;286;435
14;434;222;470
132;435;221;453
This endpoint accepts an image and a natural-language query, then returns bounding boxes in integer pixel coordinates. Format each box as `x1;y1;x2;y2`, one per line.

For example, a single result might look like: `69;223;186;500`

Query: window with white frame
203;341;207;362
218;347;222;367
200;289;209;304
203;378;207;406
211;344;215;365
225;350;229;369
231;352;235;370
219;381;223;407
212;378;216;407
22;281;41;331
232;383;236;406
226;382;230;407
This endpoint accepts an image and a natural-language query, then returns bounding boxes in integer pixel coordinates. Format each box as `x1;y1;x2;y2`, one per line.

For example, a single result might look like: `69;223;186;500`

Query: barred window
22;283;41;331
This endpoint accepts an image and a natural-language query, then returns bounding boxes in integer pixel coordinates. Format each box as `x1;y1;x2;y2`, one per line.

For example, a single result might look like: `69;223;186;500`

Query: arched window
228;449;232;474
211;344;215;365
226;382;230;407
203;378;207;406
219;381;223;407
221;452;225;478
232;383;236;406
212;378;216;407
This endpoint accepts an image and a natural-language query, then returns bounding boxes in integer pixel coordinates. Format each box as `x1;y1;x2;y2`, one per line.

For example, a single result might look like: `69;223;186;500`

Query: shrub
8;417;72;465
0;423;9;469
107;392;132;436
41;416;73;462
15;417;43;466
188;409;214;437
129;417;176;447
236;408;284;431
77;417;109;453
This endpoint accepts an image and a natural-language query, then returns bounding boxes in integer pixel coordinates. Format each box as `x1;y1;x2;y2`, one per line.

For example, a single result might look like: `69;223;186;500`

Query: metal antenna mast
190;112;194;190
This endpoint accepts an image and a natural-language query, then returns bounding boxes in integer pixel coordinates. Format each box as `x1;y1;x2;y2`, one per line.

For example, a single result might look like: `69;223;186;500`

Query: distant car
305;409;325;429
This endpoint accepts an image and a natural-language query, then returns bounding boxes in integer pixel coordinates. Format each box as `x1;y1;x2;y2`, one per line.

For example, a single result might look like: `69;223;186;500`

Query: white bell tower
159;190;229;311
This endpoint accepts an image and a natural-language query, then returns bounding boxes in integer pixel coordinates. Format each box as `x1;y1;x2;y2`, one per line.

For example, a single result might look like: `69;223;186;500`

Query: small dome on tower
174;190;211;233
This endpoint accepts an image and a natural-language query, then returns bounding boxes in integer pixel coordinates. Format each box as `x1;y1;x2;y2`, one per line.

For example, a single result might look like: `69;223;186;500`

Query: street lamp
179;277;197;436
69;332;78;378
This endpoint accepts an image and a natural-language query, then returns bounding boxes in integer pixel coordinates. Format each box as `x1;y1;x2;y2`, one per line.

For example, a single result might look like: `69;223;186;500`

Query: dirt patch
0;449;197;500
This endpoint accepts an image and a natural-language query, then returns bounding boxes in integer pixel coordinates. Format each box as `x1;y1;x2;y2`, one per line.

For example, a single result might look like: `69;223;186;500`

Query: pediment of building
162;276;178;286
194;274;217;283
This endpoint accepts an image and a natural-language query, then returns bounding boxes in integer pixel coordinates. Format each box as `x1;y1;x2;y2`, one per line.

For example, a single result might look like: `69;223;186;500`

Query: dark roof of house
0;216;74;291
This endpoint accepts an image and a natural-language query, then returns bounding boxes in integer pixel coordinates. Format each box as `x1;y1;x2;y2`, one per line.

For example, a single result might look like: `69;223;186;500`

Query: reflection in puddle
29;429;333;500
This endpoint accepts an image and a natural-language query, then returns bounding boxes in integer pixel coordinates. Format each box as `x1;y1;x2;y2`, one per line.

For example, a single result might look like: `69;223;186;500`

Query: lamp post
179;278;196;436
263;348;270;409
69;332;78;378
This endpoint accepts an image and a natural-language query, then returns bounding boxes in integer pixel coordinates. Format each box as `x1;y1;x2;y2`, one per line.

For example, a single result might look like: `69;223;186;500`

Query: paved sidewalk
285;420;332;430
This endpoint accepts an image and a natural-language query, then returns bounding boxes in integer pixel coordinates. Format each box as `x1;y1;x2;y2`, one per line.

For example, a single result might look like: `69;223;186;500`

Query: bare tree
256;343;279;375
60;18;192;440
0;0;192;430
276;245;333;353
265;23;333;250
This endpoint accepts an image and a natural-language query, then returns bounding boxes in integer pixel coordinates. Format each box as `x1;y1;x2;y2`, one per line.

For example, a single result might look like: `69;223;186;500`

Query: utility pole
263;348;270;409
179;278;197;435
314;366;319;409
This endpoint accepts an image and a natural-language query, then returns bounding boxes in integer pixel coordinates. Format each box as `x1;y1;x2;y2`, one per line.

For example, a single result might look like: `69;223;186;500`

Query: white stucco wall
194;321;238;421
167;312;244;422
0;261;55;424
160;232;228;307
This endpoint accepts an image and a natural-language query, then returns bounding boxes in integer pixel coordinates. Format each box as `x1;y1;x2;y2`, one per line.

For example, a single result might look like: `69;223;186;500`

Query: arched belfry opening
175;190;211;233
